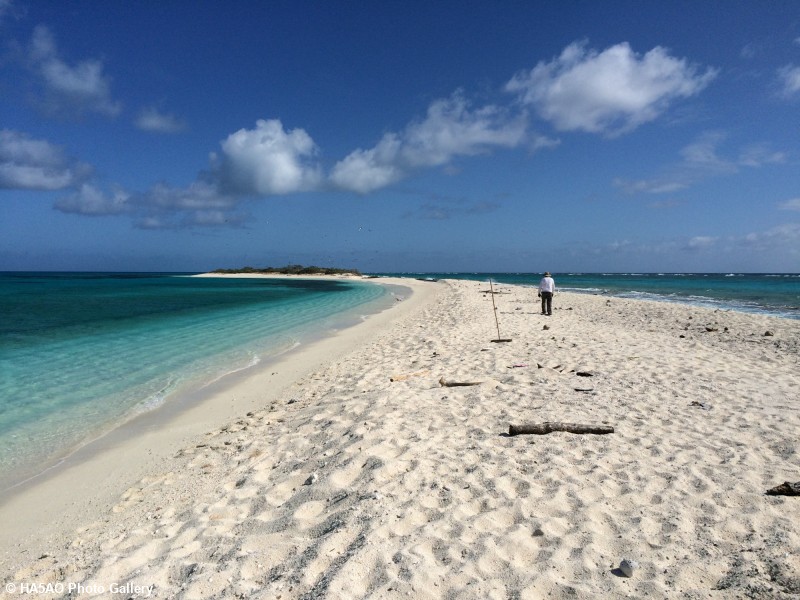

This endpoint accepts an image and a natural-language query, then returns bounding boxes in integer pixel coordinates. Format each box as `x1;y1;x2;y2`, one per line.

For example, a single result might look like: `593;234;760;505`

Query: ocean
0;273;390;490
385;272;800;320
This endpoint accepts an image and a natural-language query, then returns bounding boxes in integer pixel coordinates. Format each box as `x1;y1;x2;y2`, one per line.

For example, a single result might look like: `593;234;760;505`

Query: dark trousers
540;292;553;315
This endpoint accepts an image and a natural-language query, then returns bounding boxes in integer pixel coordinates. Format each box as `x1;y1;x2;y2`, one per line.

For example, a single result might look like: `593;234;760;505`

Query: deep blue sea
0;273;389;490
384;272;800;319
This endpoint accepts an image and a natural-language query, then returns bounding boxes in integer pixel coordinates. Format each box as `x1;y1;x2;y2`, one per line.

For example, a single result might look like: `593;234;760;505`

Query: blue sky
1;1;799;273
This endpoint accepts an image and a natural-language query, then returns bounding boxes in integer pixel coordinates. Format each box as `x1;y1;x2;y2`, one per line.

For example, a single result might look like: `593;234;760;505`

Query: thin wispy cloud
779;198;800;211
739;222;800;253
135;107;187;134
737;143;786;167
777;64;800;98
404;198;502;221
582;223;800;265
613;178;687;195
27;25;121;118
615;132;786;196
685;235;718;250
506;41;717;136
0;0;19;24
678;131;737;174
0;129;90;190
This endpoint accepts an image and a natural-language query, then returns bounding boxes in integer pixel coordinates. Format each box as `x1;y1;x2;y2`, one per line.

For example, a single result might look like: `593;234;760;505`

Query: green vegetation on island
212;265;362;276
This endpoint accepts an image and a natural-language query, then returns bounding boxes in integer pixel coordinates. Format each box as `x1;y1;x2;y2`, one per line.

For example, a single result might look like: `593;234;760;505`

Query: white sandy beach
1;278;799;599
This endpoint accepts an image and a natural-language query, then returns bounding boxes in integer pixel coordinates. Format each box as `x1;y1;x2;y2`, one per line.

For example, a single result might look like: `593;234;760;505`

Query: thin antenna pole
489;279;502;339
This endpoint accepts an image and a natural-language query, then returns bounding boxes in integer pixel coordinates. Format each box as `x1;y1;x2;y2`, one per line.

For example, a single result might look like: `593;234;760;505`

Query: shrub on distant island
212;264;362;276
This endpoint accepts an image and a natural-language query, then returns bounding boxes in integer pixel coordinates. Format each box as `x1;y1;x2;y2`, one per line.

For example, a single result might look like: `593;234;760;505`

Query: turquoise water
385;273;799;319
0;273;389;488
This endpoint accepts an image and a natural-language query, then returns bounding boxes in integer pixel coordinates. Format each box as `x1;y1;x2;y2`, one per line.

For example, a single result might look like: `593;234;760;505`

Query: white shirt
539;276;555;293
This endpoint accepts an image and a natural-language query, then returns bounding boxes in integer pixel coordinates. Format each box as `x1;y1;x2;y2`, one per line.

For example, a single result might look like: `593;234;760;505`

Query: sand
1;278;799;599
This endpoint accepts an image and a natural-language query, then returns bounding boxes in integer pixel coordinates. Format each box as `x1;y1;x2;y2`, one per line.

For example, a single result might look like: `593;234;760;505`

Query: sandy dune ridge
1;279;799;599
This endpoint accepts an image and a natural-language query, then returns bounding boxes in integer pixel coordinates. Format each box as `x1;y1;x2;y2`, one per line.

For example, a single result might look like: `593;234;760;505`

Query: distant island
212;265;363;276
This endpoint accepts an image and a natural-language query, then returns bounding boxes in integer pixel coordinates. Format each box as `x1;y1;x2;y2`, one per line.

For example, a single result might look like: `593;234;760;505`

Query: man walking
538;272;555;316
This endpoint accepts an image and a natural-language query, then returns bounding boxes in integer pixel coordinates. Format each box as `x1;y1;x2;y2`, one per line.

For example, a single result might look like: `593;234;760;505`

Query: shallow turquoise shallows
0;273;388;488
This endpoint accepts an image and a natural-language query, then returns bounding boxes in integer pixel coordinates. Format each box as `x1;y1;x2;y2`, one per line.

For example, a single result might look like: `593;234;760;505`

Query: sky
1;0;799;273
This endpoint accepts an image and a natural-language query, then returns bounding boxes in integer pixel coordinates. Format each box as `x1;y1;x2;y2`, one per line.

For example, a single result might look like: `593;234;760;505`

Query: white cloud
779;198;800;211
331;93;527;193
739;223;800;252
506;41;717;135
135;107;187;133
678;131;736;174
686;235;718;249
613;178;687;195
138;180;237;211
53;179;243;230
615;132;785;196
740;43;758;60
400;94;527;166
217;119;322;195
0;129;89;190
329;134;404;194
777;64;800;98
54;182;130;215
738;144;786;167
185;210;248;228
52;121;320;228
28;25;121;117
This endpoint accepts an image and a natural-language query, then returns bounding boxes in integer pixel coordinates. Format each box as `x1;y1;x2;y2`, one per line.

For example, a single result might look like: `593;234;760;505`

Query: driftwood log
439;377;482;387
509;422;614;436
766;481;800;496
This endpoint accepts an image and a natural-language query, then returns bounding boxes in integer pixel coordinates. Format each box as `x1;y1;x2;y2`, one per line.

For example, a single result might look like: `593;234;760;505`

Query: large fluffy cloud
506;41;717;135
0;129;90;190
331;93;527;193
217;119;322;195
28;25;121;117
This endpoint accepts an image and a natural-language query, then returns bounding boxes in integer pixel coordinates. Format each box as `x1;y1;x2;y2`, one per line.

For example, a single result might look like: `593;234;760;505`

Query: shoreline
0;273;402;494
0;275;440;564
374;272;800;321
1;279;798;598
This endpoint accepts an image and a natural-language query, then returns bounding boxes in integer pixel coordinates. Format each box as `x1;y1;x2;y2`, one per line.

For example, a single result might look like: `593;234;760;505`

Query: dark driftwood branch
509;422;614;436
439;377;482;387
766;481;800;496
